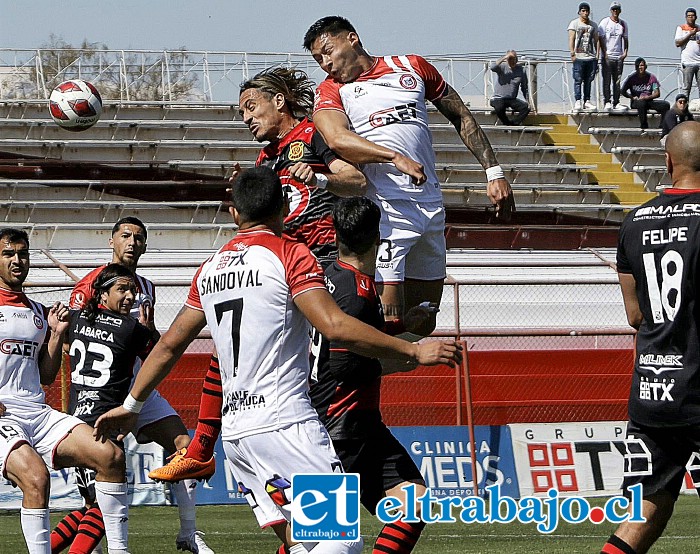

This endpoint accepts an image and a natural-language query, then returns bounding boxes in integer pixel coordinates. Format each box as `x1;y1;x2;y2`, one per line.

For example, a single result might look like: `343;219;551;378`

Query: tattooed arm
433;84;515;219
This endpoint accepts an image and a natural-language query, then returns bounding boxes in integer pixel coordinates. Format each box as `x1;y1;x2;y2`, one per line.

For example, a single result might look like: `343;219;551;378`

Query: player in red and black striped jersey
256;118;342;264
309;197;436;553
603;122;700;554
237;67;366;266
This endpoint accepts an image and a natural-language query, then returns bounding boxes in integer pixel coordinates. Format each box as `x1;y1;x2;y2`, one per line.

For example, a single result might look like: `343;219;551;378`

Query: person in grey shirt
489;50;531;125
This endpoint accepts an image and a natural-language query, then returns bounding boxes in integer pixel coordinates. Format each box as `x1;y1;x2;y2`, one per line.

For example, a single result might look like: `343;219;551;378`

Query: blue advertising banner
187;426;519;505
389;425;519;498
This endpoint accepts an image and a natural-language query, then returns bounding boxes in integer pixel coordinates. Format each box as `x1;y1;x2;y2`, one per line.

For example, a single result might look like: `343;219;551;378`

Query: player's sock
68;507;104;554
20;507;50;554
601;534;637;554
186;355;222;462
372;520;425;553
51;507;87;553
172;479;197;536
94;481;128;552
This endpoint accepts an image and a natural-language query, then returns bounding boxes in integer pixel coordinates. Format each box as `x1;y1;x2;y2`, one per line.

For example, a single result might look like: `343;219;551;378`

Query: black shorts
622;419;700;500
333;425;423;515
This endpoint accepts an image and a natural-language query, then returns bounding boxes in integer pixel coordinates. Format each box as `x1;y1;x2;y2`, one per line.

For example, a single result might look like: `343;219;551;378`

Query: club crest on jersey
400;74;417;89
288;141;306;162
353;85;367;98
34;314;44;329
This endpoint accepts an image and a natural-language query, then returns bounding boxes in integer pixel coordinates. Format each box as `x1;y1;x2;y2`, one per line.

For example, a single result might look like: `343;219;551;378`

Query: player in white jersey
0;228;130;554
304;16;515;338
93;167;461;554
57;217;213;554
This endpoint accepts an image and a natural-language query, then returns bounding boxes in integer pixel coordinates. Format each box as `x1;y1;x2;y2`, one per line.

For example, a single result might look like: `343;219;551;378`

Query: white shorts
375;198;446;283
0;399;84;476
133;389;179;442
223;418;342;528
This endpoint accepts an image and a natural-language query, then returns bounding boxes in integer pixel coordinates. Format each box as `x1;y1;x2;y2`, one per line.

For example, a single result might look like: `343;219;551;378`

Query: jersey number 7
215;298;243;377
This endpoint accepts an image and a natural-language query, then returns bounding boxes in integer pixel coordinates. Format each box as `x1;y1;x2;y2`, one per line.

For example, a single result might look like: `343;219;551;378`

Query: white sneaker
583;101;596;111
604;102;613;112
176;530;214;553
613;103;628;112
573;100;582;112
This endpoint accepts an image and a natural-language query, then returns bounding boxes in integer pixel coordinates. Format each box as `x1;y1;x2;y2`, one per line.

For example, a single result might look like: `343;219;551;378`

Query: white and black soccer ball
49;79;102;131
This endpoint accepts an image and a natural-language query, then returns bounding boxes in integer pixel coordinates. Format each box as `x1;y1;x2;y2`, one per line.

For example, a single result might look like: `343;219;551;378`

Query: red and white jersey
0;288;48;403
70;265;156;318
186;228;326;440
314;54;447;204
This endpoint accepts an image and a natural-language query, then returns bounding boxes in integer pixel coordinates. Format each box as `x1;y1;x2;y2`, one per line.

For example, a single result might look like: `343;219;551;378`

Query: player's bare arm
314;109;427;185
39;301;70;385
432;84;514;218
288;158;367;197
93;305;206;442
618;272;643;329
295;288;461;365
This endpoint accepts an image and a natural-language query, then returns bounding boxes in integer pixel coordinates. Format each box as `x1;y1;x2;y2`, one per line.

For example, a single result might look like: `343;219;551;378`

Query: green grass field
0;496;697;553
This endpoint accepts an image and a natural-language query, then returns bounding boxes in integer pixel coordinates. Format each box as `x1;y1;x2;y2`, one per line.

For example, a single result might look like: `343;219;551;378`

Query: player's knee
92;441;126;479
19;465;50;505
411;316;437;338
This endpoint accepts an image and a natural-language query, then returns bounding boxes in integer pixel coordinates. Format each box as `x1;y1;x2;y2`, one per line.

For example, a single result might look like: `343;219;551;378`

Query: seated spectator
621;57;670;129
489;50;531;125
661;93;695;143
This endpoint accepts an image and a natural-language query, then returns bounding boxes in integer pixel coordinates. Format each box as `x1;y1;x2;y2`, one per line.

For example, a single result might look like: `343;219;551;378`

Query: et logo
291;473;360;542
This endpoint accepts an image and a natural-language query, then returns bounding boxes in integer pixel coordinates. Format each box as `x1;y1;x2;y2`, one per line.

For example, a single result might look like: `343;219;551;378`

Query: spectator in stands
661;93;695;143
621;58;670;129
489;50;531;125
598;2;629;112
568;2;600;112
602;120;700;554
675;7;700;99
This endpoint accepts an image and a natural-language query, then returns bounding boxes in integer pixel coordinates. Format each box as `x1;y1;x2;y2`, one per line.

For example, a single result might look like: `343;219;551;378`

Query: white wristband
123;393;145;414
314;173;329;189
485;165;505;181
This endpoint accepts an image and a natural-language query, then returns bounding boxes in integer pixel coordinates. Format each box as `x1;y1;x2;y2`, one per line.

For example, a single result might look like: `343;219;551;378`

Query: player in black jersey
55;264;157;554
310;197;435;554
602;121;700;554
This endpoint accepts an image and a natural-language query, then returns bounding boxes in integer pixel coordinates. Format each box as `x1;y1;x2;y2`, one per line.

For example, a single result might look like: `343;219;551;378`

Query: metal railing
0;48;686;112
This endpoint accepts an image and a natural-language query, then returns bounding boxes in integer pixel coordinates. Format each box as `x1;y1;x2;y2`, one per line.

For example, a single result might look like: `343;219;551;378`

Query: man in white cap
599;2;629;111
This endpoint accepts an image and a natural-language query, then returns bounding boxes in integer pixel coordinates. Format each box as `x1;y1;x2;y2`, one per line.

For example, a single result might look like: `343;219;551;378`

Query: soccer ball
48;79;102;131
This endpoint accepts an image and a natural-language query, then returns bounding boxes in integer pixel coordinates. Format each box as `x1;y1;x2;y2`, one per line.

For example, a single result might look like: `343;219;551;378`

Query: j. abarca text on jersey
0;288;48;403
314;55;447;204
186;228;326;440
617;189;700;426
256;118;339;262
